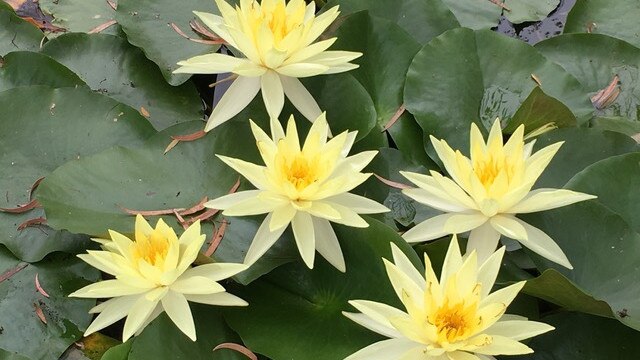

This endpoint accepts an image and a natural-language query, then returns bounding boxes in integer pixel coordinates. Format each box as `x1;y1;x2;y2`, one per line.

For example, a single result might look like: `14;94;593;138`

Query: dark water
496;0;577;44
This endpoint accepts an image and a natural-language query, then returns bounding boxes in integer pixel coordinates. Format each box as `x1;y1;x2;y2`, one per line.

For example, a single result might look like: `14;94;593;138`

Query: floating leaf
504;0;560;24
565;0;640;49
39;0;120;36
440;0;501;30
224;217;421;360
115;0;220;85
0;51;84;92
42;33;203;130
0;246;100;360
0;7;43;56
0;86;155;261
404;28;592;152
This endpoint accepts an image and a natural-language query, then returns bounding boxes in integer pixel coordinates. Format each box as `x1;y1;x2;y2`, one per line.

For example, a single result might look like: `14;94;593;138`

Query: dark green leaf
537;33;640;125
565;0;640;49
504;86;577;133
566;152;640;234
115;0;220;85
42;33;203;130
37;120;297;284
531;128;638;188
40;0;120;36
440;0;501;29
404;28;592;152
325;0;459;44
224;217;421;360
523;269;614;318
0;51;84;92
0;8;43;56
0;86;155;261
504;0;560;24
522;201;640;331
126;307;243;360
0;246;100;360
513;313;640;359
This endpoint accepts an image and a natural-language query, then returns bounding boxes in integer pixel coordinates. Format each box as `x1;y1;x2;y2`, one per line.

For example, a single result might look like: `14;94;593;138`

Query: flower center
284;154;318;191
473;155;514;190
432;302;477;343
248;0;306;48
131;231;169;266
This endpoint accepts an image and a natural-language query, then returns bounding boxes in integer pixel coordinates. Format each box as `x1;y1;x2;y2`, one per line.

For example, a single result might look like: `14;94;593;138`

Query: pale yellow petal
466;222;502;266
69;279;150;298
480;281;525;309
511;217;573;269
390;242;425;290
84;295;137;336
170;276;226;295
260;71;285;119
205;190;263;210
485;320;554;341
312;217;345;272
506;189;596;214
276;62;329;77
180;263;247;282
281;76;323;123
284;38;336;65
224;196;286;216
291;211;316;268
383;259;424;310
325;193;389;214
216;155;268;190
269;204;297;231
244;213;288;265
489;215;528;241
402;213;458;243
174;53;245;74
185;292;248;306
467;335;533;356
161;290;197;341
205;76;261;132
344;338;424;360
440;234;464;286
122;294;161;341
477;246;506;298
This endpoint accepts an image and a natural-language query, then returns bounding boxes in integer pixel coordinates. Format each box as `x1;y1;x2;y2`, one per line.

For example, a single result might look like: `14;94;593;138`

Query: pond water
497;0;577;44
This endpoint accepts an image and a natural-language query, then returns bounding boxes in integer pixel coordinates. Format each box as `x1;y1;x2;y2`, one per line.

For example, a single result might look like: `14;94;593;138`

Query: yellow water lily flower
174;0;362;131
69;215;248;342
400;119;596;268
344;236;554;359
206;113;388;272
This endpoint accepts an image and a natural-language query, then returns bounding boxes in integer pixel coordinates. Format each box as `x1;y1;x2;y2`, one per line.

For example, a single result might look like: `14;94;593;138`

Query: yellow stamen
131;231;170;266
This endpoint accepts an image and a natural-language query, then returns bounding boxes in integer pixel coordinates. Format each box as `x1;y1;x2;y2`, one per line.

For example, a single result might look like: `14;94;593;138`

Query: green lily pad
566;153;640;234
504;86;577;133
440;0;501;30
325;0;459;44
530;127;638;188
224;217;422;360
42;33;203;130
0;245;100;360
523;269;614;318
565;0;640;49
0;51;84;92
36;119;299;284
522;201;640;331
40;0;120;36
592;116;640;137
0;86;155;262
404;28;592;152
537;33;640;122
331;12;432;166
126;307;243;360
504;0;560;24
0;7;44;56
513;313;640;359
115;0;220;85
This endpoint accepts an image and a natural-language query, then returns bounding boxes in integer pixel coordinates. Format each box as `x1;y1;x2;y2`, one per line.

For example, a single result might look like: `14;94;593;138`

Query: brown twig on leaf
373;174;412;190
204;219;228;256
381;104;406;132
35;273;50;298
17;217;47;230
0;199;41;214
88;19;117;34
213;343;258;360
0;263;28;284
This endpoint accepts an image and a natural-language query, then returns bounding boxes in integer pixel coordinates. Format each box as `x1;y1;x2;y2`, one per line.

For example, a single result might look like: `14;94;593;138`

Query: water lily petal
312;217;345;272
216;155;268;190
84;295;137;336
390;242;425;290
205;76;261;131
506;188;596;214
171;276;226;295
489;215;528;241
467;222;502;266
477;246;506;298
281;76;322;123
122;294;160;341
261;71;285;119
161;290;197;341
174;53;245;74
185;292;248;306
485;320;554;341
245;213;288;265
291;211;316;268
325;193;389;214
344;338;423;360
276;62;329;77
205;190;263;210
180;263;247;282
467;335;533;356
511;217;573;269
69;279;149;298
